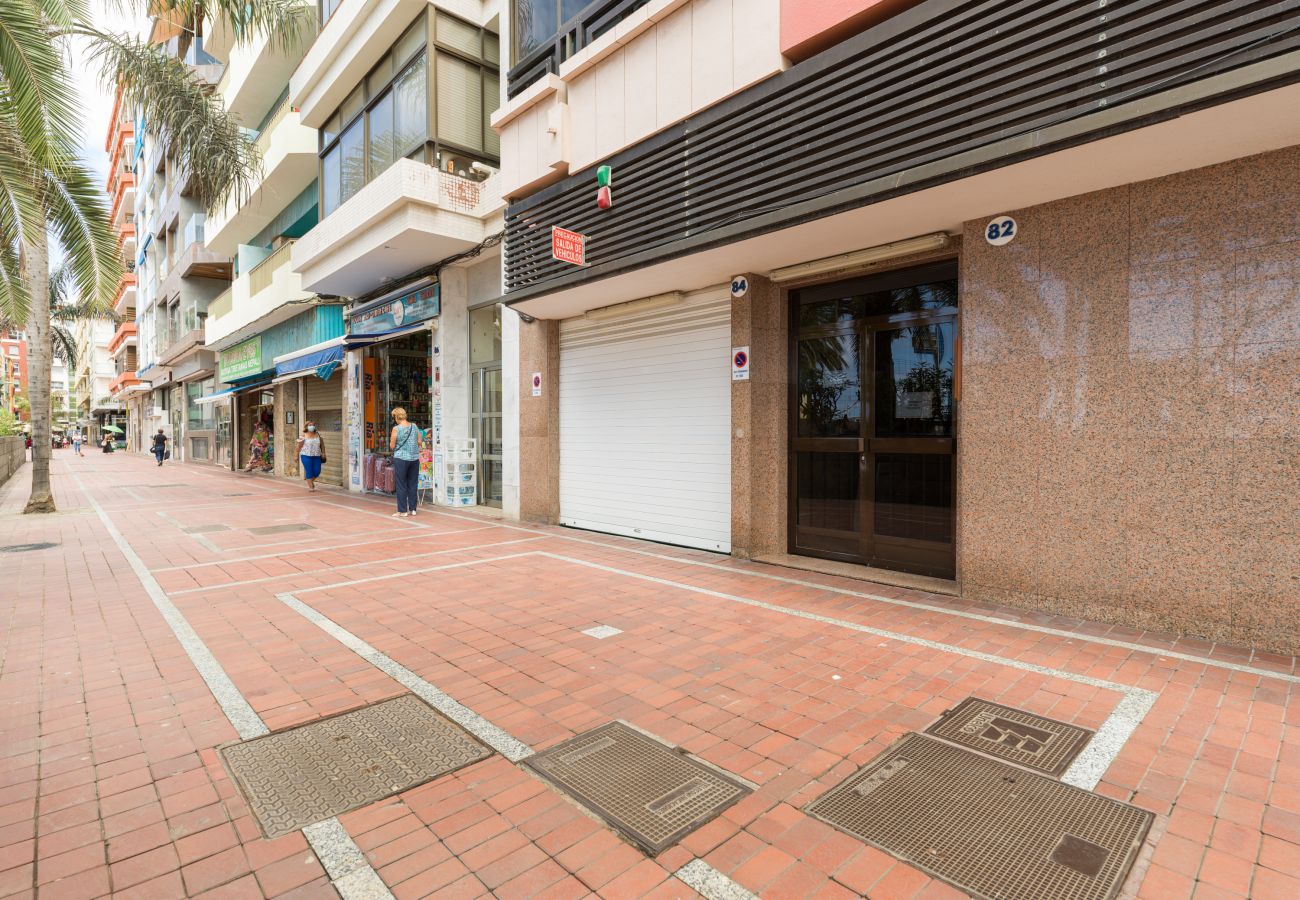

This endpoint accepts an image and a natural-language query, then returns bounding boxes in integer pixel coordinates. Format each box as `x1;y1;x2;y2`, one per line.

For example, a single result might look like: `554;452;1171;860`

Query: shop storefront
184;377;218;463
273;337;347;487
218;336;276;473
345;282;439;497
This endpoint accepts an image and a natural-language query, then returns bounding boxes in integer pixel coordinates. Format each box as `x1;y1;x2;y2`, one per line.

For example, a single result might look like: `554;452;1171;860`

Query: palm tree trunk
23;226;55;514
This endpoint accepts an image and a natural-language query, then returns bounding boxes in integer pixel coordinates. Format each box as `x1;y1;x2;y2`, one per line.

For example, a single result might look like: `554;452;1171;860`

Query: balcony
218;13;312;125
158;215;233;298
157;327;207;366
204;101;317;256
291;0;428;128
107;371;140;396
106;322;137;357
205;241;313;349
292;160;503;296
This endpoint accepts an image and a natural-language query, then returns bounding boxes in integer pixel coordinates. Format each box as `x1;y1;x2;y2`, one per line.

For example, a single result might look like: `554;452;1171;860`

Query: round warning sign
732;347;750;381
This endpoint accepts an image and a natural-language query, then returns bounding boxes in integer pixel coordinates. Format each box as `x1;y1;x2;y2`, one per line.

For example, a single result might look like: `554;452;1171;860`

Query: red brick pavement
0;451;1297;898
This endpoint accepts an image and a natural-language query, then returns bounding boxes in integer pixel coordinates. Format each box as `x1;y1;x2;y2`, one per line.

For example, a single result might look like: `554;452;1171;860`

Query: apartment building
132;16;232;463
494;0;1300;652
197;6;340;478
264;0;509;506
72;318;123;443
103;85;144;449
1;331;27;422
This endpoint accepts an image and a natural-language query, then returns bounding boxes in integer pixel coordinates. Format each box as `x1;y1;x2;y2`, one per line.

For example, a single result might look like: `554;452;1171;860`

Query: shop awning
192;386;237;405
273;340;344;378
343;323;432;348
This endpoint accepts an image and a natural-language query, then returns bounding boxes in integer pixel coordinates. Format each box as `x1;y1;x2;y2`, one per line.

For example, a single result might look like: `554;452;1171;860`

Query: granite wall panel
959;144;1300;653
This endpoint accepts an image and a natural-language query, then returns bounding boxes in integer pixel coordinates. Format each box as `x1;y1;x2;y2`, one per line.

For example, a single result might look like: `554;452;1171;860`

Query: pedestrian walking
295;422;326;492
70;428;83;457
101;434;114;454
388;408;424;517
151;429;168;466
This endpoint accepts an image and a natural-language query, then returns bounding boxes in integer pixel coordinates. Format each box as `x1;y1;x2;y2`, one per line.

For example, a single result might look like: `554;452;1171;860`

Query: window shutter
436;53;482;152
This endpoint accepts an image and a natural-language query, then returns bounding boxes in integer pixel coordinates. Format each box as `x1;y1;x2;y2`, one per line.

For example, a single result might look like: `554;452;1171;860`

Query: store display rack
442;439;477;507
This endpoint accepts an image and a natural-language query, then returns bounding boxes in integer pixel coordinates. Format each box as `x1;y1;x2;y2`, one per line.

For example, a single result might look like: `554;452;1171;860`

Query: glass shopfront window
318;10;499;217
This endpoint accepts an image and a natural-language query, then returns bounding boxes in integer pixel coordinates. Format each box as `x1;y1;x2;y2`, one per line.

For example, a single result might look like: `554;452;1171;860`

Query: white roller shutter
559;289;731;553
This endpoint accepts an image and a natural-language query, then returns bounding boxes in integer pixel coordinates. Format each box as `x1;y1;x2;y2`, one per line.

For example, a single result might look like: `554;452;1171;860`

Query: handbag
164;450;171;460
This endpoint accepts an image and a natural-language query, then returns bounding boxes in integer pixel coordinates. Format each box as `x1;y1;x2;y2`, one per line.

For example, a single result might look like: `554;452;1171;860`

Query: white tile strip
278;591;535;763
169;537;545;594
534;552;1157;791
151;531;444;572
74;473;394;900
582;625;622;639
675;859;758;900
289;552;541;594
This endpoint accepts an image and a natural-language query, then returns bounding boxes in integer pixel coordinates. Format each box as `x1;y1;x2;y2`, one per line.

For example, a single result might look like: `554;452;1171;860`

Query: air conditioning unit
146;406;165;418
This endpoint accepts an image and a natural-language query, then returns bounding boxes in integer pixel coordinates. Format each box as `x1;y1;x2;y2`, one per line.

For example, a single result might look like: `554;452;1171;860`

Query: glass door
470;367;502;507
790;262;958;578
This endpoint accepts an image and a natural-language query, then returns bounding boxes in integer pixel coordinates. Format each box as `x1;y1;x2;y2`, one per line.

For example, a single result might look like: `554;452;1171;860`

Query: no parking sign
732;347;750;381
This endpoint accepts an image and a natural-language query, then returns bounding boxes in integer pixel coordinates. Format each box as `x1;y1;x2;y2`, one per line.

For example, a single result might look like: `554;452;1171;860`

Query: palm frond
80;27;261;208
0;0;82;169
40;160;123;308
50;322;76;368
0;119;38;324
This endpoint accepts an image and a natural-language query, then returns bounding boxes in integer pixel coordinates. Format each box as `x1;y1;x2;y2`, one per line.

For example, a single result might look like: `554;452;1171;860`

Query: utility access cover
807;734;1151;900
220;695;490;839
925;698;1093;776
247;523;315;535
524;722;751;855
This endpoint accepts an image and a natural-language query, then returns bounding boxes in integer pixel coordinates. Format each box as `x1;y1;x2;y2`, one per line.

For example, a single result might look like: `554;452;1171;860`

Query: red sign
551;226;586;265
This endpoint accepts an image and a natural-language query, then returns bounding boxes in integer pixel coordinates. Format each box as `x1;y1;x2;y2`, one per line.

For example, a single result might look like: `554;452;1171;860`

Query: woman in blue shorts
295;421;326;491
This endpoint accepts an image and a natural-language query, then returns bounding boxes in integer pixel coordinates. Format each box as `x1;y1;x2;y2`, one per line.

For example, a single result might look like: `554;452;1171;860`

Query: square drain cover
220;696;490;838
247;523;315;535
182;524;231;534
524;722;750;855
807;734;1152;900
925;698;1093;776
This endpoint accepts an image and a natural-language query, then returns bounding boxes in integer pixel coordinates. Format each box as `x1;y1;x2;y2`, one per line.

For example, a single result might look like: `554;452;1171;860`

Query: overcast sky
75;1;147;186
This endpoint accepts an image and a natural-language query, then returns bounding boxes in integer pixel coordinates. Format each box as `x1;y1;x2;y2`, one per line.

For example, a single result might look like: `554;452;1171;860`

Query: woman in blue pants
388;408;424;517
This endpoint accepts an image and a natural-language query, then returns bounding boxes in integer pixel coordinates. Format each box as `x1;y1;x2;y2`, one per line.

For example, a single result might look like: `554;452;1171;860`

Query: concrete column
501;308;521;518
730;273;788;559
437;268;472;445
516;317;560;523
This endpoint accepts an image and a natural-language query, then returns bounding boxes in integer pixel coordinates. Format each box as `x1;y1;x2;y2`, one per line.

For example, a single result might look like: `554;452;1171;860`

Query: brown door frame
787;260;959;576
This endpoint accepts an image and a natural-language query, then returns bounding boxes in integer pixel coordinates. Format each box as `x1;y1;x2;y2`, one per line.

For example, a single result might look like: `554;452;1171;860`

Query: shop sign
551;226;586;265
350;284;441;335
219;336;262;382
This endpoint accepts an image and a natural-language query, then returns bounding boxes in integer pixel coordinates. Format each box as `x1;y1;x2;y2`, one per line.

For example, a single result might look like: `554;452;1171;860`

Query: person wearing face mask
295;421;326;491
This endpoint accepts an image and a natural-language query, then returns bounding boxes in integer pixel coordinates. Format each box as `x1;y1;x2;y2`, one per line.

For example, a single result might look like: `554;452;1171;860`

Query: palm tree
0;0;313;512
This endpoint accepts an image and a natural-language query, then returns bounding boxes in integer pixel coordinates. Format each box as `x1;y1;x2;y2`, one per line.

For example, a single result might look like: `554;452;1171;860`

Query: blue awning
136;232;152;267
274;344;344;377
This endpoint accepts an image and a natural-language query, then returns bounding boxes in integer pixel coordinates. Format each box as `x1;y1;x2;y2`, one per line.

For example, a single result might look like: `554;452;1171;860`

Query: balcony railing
183;213;205;250
254;94;293;155
249;241;294;296
508;0;650;98
208;287;233;320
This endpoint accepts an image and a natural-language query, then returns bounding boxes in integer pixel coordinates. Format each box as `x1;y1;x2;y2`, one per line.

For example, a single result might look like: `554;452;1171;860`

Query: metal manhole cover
219;695;491;839
182;524;231;534
925;698;1094;776
247;523;315;535
807;734;1152;900
0;542;58;553
523;721;751;855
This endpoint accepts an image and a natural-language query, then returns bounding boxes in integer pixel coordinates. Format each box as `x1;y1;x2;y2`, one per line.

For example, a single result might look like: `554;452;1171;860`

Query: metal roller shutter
304;374;344;486
559;289;731;553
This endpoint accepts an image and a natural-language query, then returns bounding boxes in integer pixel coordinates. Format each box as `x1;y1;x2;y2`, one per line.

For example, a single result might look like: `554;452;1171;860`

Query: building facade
279;0;508;507
494;0;1300;653
128;16;231;462
72;318;122;444
1;330;29;424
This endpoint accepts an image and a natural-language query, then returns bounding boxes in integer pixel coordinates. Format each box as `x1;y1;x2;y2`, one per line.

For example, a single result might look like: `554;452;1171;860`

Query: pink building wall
780;0;924;60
